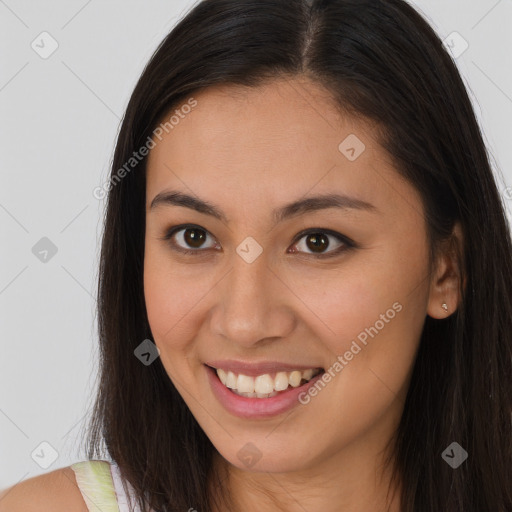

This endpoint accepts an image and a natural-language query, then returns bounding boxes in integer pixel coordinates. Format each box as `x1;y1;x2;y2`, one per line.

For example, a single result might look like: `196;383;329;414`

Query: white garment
110;463;143;512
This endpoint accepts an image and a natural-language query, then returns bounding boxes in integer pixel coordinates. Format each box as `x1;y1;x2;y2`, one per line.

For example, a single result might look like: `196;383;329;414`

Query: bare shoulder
0;466;87;512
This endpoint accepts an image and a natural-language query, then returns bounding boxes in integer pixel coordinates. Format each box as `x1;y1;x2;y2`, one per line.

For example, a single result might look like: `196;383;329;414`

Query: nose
209;250;296;348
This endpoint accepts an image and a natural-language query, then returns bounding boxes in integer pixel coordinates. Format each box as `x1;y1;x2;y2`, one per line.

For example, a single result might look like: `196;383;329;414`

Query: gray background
1;0;511;489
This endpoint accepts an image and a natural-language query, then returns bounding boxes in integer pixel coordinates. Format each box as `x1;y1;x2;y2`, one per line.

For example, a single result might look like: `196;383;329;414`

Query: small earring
441;302;448;312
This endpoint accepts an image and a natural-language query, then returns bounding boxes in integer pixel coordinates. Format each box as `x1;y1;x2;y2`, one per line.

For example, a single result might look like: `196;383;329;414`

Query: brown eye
304;233;330;253
290;229;351;258
182;227;207;248
162;225;218;253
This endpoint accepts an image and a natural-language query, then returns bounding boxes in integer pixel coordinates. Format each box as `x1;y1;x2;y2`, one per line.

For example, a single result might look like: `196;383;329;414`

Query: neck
208;430;402;512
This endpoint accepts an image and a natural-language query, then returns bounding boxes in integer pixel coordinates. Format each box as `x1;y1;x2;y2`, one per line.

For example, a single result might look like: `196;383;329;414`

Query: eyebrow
149;189;377;224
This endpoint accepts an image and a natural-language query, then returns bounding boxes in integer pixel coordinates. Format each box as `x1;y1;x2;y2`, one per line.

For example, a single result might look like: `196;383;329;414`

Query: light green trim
70;460;120;512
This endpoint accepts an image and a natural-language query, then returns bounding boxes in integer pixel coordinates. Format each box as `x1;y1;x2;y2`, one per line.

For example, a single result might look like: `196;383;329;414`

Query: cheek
143;243;190;348
291;244;429;379
284;255;428;448
143;241;218;355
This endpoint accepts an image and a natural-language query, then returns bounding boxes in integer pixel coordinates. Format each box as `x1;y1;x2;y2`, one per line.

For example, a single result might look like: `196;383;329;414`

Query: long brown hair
82;0;512;510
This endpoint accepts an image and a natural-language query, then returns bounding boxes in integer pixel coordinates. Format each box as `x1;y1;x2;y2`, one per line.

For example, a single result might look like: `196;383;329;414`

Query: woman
2;0;511;510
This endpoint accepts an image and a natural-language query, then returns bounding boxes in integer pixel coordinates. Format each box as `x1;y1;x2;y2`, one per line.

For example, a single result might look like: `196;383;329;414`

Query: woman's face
144;77;435;475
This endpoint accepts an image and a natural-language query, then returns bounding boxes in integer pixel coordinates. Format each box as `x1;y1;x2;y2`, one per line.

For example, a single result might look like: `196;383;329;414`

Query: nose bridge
211;249;295;346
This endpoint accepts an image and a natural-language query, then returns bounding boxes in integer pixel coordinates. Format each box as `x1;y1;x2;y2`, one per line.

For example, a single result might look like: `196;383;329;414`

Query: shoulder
0;465;87;512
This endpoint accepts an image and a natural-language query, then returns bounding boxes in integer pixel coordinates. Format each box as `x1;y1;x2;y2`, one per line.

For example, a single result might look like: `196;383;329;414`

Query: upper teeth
216;368;320;396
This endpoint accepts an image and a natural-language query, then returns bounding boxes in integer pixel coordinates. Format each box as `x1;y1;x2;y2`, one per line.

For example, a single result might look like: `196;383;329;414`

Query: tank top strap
71;459;147;512
70;460;120;512
110;462;143;512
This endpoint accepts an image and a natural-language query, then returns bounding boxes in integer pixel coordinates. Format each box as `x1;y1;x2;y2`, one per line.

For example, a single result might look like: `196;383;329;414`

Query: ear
427;222;464;319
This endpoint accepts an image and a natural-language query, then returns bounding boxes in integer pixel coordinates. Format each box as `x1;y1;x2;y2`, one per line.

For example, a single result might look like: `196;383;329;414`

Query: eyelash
158;224;355;259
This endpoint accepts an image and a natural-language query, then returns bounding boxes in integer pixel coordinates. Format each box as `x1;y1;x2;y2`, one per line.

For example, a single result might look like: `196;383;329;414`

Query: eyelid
160;224;355;258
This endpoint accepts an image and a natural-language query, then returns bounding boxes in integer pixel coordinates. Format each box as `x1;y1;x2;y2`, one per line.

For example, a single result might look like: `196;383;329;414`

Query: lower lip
205;365;324;419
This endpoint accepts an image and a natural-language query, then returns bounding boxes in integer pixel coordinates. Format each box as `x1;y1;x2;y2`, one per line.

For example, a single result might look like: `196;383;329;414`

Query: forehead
145;77;417;223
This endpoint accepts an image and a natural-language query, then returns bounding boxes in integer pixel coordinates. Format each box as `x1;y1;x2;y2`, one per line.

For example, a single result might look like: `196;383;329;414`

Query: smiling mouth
207;365;325;398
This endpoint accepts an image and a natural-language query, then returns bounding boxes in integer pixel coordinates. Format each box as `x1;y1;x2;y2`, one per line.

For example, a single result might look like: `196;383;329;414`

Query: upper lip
205;359;324;377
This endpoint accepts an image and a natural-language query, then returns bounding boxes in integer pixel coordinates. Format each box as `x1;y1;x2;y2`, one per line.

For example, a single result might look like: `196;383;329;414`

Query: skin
0;467;86;511
144;76;462;512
